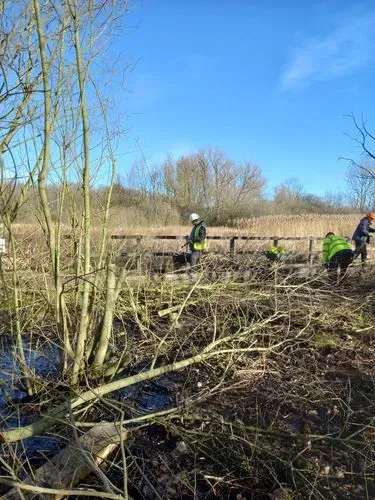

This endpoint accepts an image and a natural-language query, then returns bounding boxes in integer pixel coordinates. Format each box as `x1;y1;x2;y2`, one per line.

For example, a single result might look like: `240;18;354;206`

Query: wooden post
308;237;314;266
229;237;235;257
273;238;279;247
136;236;142;274
136;254;142;274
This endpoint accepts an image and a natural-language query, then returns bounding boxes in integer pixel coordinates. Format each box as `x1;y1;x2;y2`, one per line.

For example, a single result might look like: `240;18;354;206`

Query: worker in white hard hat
188;213;207;266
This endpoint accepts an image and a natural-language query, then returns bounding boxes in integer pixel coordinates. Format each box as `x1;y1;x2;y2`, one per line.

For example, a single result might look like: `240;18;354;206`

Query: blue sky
114;0;375;197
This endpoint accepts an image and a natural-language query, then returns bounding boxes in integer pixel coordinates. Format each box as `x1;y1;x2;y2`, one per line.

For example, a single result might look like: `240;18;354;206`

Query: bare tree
338;113;375;210
340;112;375;175
322;190;350;213
160;147;265;224
273;178;304;213
346;163;375;210
0;0;130;390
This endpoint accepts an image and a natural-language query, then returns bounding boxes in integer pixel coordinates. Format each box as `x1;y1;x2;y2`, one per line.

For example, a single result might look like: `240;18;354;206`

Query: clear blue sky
113;0;375;197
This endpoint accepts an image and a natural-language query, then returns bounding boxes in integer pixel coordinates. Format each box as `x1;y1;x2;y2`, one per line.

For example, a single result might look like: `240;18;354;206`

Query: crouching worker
322;232;353;280
266;245;286;262
188;213;207;266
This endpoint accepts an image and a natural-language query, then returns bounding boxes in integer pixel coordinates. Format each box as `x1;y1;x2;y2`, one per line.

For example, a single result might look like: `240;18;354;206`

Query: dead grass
109;213;364;255
2;213;368;257
233;213;360;238
109;213;361;238
5;213;361;237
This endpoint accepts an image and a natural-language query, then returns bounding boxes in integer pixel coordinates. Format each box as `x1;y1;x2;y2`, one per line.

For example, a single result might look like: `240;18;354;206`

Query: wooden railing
110;234;338;266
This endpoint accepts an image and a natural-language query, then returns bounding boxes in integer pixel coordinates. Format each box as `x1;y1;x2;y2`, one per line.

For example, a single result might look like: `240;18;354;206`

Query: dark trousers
172;253;190;269
353;240;367;262
328;250;354;279
172;251;202;269
190;250;202;266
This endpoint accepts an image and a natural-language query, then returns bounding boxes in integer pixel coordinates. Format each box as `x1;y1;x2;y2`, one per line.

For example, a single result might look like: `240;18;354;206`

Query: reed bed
108;213;361;238
4;213;362;238
233;213;360;238
109;213;364;256
2;213;369;263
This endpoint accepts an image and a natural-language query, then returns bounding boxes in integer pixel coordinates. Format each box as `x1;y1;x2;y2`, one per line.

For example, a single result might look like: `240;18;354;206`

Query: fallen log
3;423;127;500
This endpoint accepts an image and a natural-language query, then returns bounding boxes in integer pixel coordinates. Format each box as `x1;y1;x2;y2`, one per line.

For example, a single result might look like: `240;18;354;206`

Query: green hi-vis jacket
322;235;352;264
267;245;286;256
189;222;207;251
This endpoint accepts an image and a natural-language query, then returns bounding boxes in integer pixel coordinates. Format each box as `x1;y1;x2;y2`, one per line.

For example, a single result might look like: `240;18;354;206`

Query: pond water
0;336;63;460
0;336;172;462
116;373;175;414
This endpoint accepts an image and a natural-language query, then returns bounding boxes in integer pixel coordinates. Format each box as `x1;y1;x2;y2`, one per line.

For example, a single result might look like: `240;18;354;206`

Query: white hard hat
189;213;200;223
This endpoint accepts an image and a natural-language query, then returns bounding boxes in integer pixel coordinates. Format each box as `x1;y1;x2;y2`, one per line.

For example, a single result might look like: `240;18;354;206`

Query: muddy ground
1;264;375;499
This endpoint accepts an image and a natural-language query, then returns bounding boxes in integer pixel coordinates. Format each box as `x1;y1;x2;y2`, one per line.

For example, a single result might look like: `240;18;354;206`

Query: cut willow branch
0;316;291;442
0;478;125;499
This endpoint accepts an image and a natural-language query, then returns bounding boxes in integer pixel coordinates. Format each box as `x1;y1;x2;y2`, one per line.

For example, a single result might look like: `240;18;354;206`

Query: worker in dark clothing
188;213;207;266
322;232;354;280
352;213;375;263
